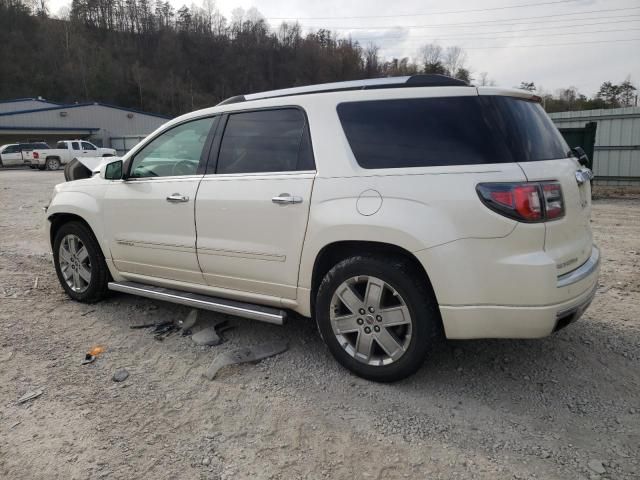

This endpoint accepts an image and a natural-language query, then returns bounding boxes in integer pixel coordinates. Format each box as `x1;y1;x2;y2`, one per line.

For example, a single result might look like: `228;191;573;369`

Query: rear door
479;92;593;275
195;108;315;299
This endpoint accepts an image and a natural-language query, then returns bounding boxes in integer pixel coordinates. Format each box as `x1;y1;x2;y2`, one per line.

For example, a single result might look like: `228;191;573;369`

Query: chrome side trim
108;281;285;325
557;246;600;288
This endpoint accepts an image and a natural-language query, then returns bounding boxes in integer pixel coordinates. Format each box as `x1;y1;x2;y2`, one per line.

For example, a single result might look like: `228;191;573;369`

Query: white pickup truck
31;140;116;170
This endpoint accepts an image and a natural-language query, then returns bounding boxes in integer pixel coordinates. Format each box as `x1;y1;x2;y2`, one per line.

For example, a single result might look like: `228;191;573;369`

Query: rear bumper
438;246;600;339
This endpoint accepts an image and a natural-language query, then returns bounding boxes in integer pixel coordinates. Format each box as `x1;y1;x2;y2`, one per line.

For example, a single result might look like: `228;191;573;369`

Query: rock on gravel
587;459;606;474
112;368;129;382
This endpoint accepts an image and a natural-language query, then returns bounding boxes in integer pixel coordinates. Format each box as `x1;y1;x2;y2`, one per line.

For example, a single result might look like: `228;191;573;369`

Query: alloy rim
329;275;413;366
59;234;91;293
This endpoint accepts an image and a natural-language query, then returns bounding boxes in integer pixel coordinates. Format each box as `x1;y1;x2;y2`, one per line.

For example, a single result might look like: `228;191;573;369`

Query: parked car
31;140;116;170
44;75;599;381
0;142;49;167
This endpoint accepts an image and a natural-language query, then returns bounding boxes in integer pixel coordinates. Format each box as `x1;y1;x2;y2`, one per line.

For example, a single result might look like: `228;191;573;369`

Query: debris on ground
179;309;199;331
204;341;288;380
192;326;224;346
152;321;180;341
82;345;106;365
129;322;158;329
112;368;130;382
17;388;44;404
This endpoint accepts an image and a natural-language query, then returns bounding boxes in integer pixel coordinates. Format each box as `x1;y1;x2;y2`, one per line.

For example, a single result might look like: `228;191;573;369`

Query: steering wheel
171;160;196;176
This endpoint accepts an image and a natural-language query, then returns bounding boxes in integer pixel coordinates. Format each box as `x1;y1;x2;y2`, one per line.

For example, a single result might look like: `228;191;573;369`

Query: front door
103;116;217;284
1;145;22;166
195;108;315;299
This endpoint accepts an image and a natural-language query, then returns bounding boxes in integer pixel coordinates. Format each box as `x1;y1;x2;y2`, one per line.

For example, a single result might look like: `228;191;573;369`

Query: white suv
45;75;599;381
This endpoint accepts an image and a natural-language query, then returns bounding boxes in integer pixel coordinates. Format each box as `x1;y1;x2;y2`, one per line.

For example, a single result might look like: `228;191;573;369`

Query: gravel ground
1;169;639;480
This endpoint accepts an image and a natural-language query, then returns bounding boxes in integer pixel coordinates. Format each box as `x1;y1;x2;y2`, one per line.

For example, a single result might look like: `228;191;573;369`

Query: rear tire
315;255;442;382
53;221;110;303
46;157;60;170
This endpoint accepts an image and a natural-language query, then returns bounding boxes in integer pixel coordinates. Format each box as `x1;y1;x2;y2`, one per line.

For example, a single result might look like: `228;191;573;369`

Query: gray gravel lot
1;169;639;479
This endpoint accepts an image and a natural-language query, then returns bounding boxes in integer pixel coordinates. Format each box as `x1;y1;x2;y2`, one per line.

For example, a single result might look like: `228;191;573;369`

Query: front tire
53;221;109;303
315;256;442;382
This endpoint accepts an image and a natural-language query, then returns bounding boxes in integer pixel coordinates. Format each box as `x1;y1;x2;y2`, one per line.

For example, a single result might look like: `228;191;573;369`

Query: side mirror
571;146;589;167
101;159;123;180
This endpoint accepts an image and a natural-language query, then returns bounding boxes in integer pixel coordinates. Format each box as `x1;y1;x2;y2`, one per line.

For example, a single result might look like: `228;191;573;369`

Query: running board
107;281;286;325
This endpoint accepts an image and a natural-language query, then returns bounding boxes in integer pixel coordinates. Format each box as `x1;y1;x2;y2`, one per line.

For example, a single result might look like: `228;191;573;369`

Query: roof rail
216;74;469;106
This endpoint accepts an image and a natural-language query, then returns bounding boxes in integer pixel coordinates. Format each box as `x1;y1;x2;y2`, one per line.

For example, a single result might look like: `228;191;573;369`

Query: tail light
477;181;564;223
33;152;39;159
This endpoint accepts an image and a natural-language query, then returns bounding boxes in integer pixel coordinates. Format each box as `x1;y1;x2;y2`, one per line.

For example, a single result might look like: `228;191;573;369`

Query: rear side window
337;96;569;169
216;108;314;174
71;142;80;150
56;141;66;149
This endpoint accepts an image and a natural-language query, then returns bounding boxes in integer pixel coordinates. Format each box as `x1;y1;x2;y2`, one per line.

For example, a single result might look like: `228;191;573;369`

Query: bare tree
364;43;380;77
478;72;495;86
418;43;445;74
443;46;466;77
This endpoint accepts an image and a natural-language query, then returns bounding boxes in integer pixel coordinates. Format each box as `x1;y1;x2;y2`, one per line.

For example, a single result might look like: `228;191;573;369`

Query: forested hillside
0;0;413;116
0;0;635;116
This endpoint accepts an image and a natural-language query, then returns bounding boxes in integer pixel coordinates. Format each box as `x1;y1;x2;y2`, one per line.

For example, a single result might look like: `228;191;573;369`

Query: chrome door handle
166;193;189;203
272;193;303;205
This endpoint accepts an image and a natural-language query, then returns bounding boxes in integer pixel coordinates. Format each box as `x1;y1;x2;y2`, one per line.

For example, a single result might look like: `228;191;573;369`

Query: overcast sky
51;0;640;96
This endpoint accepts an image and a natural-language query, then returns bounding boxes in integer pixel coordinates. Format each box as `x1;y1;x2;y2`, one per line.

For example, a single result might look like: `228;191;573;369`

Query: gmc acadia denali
45;75;599;381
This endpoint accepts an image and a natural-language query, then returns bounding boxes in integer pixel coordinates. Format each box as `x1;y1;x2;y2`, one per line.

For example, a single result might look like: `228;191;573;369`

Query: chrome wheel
58;234;92;293
329;275;413;366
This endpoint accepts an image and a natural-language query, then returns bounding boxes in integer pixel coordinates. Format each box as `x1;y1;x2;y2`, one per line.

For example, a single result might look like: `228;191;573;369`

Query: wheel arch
48;212;94;249
309;240;439;314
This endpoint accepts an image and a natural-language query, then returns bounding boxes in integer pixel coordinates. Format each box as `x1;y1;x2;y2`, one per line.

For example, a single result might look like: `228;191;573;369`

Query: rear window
337;96;570;169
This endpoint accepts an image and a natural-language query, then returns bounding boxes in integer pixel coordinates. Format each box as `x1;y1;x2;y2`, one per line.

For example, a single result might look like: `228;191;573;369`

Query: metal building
550;107;640;186
0;98;170;154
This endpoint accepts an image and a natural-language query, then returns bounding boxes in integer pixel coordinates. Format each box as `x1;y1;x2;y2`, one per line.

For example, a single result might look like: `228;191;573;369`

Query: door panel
1;147;22;165
104;176;205;284
195;173;314;298
103;115;217;284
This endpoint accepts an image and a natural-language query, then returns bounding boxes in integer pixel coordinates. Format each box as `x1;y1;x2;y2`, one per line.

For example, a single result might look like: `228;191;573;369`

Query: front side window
216;108;314;174
2;145;19;154
129;117;215;178
81;141;96;150
337;96;570;169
